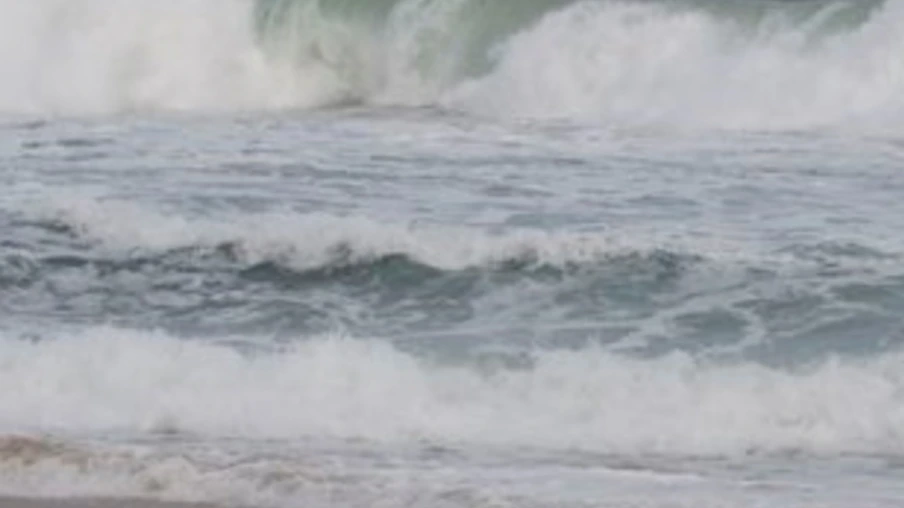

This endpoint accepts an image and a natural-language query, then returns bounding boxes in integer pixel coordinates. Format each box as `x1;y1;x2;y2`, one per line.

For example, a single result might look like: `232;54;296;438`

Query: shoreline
0;497;237;508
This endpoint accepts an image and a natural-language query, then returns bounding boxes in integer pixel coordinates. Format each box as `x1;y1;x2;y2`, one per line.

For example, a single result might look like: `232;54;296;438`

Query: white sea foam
0;0;344;115
450;0;904;129
1;326;903;457
36;196;904;277
0;0;902;129
32;197;710;270
0;435;773;508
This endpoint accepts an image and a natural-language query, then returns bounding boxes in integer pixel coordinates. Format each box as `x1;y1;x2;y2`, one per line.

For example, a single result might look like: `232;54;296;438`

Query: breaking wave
0;0;901;128
2;327;904;457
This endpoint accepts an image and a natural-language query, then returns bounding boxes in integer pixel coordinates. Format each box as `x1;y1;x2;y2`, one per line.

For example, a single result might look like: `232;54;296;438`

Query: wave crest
2;328;904;457
0;0;901;128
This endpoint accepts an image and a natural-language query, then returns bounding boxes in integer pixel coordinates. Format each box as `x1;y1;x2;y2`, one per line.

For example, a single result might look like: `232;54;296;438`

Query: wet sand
0;497;237;508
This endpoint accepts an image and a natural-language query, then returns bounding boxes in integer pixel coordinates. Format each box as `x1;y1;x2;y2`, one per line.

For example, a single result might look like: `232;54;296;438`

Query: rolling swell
5;208;904;363
2;216;697;342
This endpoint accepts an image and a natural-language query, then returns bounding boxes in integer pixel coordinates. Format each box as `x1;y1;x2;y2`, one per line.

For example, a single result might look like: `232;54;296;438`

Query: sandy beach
0;498;234;508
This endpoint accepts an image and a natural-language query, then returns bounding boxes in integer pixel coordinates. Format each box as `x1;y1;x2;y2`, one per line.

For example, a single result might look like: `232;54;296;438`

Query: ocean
1;0;904;507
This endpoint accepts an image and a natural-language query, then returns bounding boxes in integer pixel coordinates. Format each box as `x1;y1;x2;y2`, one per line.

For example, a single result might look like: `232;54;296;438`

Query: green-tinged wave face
0;0;895;126
251;0;577;100
251;0;882;98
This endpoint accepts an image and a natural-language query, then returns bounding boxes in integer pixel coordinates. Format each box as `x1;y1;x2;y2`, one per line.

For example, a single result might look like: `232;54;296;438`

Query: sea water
1;0;904;507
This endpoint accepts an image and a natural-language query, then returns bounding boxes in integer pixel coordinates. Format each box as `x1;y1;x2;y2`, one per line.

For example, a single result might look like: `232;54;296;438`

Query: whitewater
0;0;901;128
2;1;904;507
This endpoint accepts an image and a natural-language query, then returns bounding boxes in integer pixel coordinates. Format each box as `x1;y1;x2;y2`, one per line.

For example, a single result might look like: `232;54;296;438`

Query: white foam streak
2;327;904;456
37;198;688;270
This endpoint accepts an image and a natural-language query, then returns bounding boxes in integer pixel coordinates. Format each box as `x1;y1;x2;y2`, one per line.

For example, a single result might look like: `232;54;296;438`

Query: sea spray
0;0;900;129
2;327;904;456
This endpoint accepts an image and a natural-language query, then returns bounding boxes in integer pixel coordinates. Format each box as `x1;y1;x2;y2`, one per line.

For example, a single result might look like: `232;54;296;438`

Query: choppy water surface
2;1;904;507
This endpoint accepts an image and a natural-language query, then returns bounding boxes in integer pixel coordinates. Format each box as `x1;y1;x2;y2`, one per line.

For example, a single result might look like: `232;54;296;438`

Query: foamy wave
450;0;904;129
0;0;902;129
0;435;698;508
0;0;345;115
30;197;707;271
0;435;417;507
2;327;904;457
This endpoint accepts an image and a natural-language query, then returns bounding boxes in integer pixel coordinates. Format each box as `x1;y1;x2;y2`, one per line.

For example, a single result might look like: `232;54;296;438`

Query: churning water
1;1;904;507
